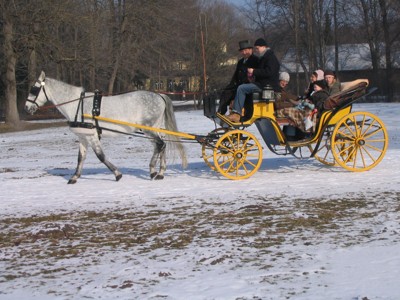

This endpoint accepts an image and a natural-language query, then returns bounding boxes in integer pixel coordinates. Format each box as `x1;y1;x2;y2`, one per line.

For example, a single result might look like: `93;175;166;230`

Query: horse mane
46;77;85;92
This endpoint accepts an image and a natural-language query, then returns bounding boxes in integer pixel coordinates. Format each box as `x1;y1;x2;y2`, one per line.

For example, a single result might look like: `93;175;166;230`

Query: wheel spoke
343;118;357;137
337;129;356;142
309;126;337;166
361;144;381;161
243;158;257;168
357;147;366;169
363;127;383;140
364;142;385;153
360;117;375;136
202;128;229;171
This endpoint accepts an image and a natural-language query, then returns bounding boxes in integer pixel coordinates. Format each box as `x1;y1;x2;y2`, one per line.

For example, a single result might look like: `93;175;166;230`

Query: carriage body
202;80;388;180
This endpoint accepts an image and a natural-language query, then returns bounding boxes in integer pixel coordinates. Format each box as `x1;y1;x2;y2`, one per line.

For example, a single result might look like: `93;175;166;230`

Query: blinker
30;85;41;97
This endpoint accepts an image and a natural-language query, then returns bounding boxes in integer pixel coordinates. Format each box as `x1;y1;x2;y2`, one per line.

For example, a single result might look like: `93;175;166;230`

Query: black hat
254;38;267;47
324;70;335;77
314;80;328;90
238;40;252;51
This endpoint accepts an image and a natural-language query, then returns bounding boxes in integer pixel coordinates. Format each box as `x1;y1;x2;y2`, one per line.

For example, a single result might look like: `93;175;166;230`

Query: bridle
26;79;88;112
26;79;50;108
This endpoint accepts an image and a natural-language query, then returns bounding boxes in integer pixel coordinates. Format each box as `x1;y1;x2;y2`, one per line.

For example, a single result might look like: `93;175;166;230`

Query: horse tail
160;94;188;168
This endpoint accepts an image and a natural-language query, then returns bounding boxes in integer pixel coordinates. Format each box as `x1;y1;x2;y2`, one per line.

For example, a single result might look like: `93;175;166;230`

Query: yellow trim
83;114;197;140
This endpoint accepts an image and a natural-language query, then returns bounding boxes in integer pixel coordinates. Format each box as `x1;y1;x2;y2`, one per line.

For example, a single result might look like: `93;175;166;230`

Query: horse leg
150;139;166;180
91;138;122;182
68;139;88;184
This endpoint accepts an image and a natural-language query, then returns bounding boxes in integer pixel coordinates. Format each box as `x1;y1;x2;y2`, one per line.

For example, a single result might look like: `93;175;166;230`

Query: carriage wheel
213;129;263;180
331;112;388;172
308;126;337;166
202;127;229;170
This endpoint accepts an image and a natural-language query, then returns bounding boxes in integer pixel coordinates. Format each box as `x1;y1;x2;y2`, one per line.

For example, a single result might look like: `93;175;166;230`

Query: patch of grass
0;168;16;173
0;121;66;133
1;192;399;283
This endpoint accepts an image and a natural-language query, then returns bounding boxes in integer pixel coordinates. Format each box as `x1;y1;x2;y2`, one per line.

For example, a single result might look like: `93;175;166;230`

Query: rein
37;95;90;111
28;82;200;144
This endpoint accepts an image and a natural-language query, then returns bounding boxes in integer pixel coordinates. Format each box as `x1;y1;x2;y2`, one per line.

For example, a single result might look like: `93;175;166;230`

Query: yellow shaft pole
83;114;197;140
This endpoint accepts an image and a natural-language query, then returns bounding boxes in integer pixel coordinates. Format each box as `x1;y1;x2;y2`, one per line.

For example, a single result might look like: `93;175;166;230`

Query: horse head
25;71;48;114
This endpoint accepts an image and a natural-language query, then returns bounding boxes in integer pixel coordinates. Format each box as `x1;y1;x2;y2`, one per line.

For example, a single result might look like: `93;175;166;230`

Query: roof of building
280;43;400;73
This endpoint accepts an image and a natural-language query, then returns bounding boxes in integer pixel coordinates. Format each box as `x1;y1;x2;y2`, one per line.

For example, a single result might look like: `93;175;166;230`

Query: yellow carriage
202;80;388;180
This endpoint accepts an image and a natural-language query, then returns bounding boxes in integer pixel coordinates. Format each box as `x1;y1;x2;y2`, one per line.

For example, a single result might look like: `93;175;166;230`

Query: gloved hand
302;101;315;110
296;100;315;110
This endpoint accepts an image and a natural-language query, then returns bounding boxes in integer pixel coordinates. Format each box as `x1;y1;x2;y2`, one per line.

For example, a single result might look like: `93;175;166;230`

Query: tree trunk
305;0;316;71
359;0;380;90
28;22;40;85
3;12;20;127
379;0;393;101
334;0;339;74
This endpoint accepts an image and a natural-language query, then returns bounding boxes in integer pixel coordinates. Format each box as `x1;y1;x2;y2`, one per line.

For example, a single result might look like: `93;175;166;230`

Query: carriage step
216;113;251;127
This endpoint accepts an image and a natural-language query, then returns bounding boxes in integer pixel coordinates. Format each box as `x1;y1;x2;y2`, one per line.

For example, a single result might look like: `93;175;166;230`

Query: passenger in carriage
275;79;329;133
275;70;324;110
304;69;324;99
324;69;341;95
227;38;280;123
217;40;259;115
274;72;298;110
310;79;330;112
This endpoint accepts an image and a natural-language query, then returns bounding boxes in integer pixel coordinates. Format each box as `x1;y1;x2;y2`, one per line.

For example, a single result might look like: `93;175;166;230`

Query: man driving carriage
227;38;281;123
218;40;259;115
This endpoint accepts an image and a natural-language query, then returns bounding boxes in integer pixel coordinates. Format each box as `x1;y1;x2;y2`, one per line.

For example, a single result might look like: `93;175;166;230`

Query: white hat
279;72;290;82
313;69;324;80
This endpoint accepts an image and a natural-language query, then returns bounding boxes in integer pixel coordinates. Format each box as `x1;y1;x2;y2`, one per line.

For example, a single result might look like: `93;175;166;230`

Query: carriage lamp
262;84;274;102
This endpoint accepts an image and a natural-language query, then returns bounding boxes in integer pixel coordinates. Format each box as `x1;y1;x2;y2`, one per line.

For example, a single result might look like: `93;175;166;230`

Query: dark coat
252;48;280;91
225;54;259;90
304;82;314;99
218;54;259;114
311;90;330;112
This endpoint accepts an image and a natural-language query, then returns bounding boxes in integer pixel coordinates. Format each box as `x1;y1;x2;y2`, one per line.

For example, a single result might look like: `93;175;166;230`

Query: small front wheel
213;129;263;180
331;112;388;171
202;127;229;171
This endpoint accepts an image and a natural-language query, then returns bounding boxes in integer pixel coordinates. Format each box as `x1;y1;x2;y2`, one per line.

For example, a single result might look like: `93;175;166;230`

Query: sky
225;0;247;8
0;102;399;299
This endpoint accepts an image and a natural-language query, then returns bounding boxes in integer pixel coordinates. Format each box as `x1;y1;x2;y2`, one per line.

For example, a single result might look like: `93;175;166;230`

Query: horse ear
39;71;46;81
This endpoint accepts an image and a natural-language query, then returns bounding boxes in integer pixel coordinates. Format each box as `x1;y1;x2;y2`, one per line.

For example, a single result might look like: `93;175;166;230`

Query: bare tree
198;2;246;90
378;0;400;100
1;0;20;126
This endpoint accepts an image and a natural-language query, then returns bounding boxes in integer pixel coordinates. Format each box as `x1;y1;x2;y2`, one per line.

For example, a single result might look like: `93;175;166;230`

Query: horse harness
68;89;103;138
28;80;184;143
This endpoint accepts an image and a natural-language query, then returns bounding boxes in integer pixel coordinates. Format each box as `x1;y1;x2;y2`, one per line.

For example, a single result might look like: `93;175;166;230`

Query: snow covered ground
0;103;399;300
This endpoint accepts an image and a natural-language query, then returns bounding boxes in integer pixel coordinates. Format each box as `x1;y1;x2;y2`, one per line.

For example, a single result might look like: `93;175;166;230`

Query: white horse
25;71;187;183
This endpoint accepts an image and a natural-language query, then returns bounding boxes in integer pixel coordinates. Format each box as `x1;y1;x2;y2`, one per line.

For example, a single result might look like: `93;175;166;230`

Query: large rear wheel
331;112;388;171
213;129;263;180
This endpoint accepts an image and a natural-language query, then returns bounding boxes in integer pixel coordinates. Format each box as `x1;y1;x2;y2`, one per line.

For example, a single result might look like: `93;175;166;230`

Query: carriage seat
340;79;369;92
322;79;369;111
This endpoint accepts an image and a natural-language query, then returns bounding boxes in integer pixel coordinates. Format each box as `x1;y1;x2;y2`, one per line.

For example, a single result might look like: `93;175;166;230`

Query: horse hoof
116;174;122;181
150;172;157;179
68;179;77;184
154;174;164;180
